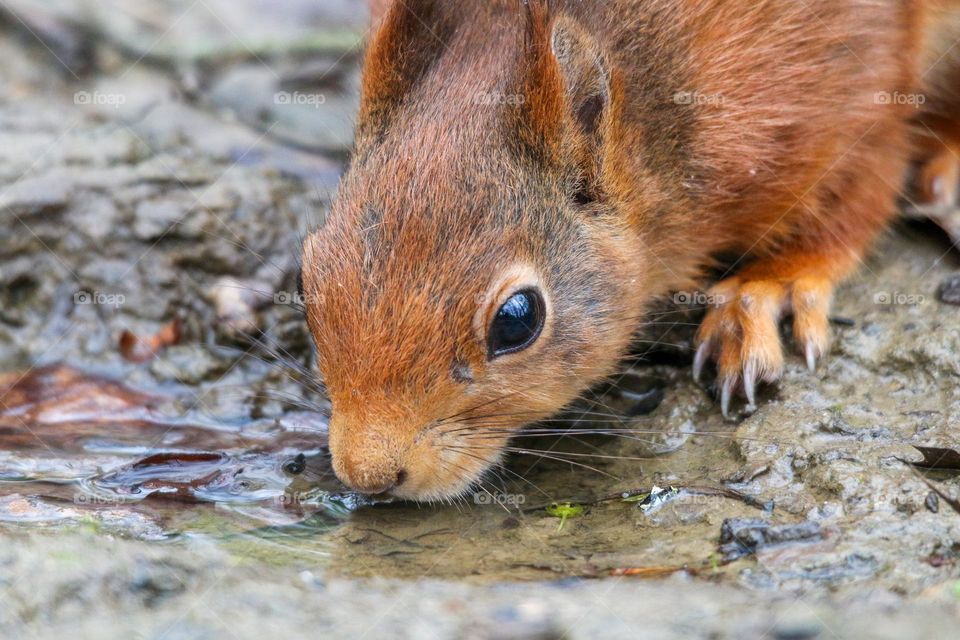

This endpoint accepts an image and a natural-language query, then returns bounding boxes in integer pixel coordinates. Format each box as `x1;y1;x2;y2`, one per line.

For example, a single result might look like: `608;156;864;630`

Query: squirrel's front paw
915;145;960;208
692;276;832;417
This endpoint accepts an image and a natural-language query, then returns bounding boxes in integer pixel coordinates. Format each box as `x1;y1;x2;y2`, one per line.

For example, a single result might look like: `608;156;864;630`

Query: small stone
773;618;822;640
938;273;960;306
208;276;273;336
0;174;70;217
485;600;562;640
133;199;187;241
926;491;940;514
71;198;121;241
149;345;229;385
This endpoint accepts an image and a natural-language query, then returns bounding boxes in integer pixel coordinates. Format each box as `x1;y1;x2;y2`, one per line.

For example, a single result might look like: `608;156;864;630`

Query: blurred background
0;0;369;410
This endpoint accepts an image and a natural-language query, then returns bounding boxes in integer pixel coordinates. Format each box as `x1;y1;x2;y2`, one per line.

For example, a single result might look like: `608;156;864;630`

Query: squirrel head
302;0;653;501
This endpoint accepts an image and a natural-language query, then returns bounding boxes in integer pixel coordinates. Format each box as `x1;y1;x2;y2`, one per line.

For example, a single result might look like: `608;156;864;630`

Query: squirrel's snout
340;465;408;495
334;451;408;495
330;424;411;495
327;413;501;500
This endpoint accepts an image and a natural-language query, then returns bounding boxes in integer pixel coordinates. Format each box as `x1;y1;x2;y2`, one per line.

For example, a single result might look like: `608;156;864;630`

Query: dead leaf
119;318;181;363
609;565;697;578
911;446;960;471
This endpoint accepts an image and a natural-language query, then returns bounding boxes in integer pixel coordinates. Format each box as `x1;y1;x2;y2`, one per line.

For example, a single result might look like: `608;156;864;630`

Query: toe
736;281;786;380
916;150;960;207
791;277;832;371
693;280;737;381
693;279;787;416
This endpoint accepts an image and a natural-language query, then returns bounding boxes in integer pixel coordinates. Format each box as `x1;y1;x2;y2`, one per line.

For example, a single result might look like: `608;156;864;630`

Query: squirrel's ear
519;6;612;201
550;16;610;142
356;0;449;149
367;0;393;28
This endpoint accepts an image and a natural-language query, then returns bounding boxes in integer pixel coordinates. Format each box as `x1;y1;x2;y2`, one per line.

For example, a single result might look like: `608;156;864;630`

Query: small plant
546;502;584;531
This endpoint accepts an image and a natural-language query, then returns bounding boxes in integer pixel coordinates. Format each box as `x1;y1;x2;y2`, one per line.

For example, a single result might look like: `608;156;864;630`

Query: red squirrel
300;0;960;500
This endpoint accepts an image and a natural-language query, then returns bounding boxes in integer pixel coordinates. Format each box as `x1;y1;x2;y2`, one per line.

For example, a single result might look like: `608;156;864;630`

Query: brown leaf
911;446;960;471
609;565;698;578
119;318;182;363
94;452;228;502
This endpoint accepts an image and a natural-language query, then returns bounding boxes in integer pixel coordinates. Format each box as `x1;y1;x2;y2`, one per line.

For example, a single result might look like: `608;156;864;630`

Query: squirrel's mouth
329;423;508;504
378;443;505;504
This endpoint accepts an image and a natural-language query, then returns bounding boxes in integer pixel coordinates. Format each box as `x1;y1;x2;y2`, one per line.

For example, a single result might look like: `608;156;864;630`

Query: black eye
488;289;545;358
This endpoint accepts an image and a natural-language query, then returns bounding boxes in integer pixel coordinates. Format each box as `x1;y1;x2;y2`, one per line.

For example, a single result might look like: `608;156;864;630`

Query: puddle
0;361;771;581
0;364;352;547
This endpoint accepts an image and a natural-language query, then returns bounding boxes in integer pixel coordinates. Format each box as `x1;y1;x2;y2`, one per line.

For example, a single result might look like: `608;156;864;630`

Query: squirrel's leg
693;245;871;418
914;0;960;208
912;116;960;208
694;119;906;418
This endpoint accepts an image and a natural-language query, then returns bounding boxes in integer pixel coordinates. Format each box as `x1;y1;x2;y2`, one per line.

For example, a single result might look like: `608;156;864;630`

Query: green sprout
546;502;584;531
709;552;720;573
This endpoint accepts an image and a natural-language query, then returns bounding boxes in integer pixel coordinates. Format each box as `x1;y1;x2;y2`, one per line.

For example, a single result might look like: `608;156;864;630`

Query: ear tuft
356;0;448;149
550;16;611;140
515;9;613;202
516;6;611;145
367;0;393;28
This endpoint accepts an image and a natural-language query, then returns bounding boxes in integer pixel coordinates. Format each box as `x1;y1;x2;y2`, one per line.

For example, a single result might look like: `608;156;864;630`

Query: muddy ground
2;1;960;639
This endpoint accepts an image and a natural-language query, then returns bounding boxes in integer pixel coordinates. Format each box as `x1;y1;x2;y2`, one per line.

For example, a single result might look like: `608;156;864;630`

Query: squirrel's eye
488;289;545;358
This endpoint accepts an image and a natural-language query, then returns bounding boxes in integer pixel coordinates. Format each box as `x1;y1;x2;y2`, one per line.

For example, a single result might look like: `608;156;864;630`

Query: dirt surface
2;2;960;639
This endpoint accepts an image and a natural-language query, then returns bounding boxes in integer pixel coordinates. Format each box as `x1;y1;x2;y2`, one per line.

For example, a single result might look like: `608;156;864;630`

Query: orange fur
304;0;956;499
913;1;960;206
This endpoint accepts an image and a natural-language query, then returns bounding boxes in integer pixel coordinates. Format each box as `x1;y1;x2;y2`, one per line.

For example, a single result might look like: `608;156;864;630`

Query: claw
805;342;817;372
743;360;758;410
693;342;710;382
720;376;735;418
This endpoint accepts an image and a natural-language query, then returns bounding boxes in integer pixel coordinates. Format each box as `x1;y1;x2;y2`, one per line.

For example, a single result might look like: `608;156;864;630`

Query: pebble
938;273;960;306
926;491;940;514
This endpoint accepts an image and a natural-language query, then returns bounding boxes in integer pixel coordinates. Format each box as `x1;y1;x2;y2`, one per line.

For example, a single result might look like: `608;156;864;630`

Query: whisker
501;447;653;463
503;448;620;479
447;447;556;503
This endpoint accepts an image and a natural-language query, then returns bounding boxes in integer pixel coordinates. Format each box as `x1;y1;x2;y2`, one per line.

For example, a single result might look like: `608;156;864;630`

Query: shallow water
0;364;350;541
0;360;777;582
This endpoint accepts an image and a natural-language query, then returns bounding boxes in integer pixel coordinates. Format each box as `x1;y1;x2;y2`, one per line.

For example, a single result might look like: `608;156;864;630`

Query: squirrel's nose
329;418;413;494
342;467;408;495
335;449;409;494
